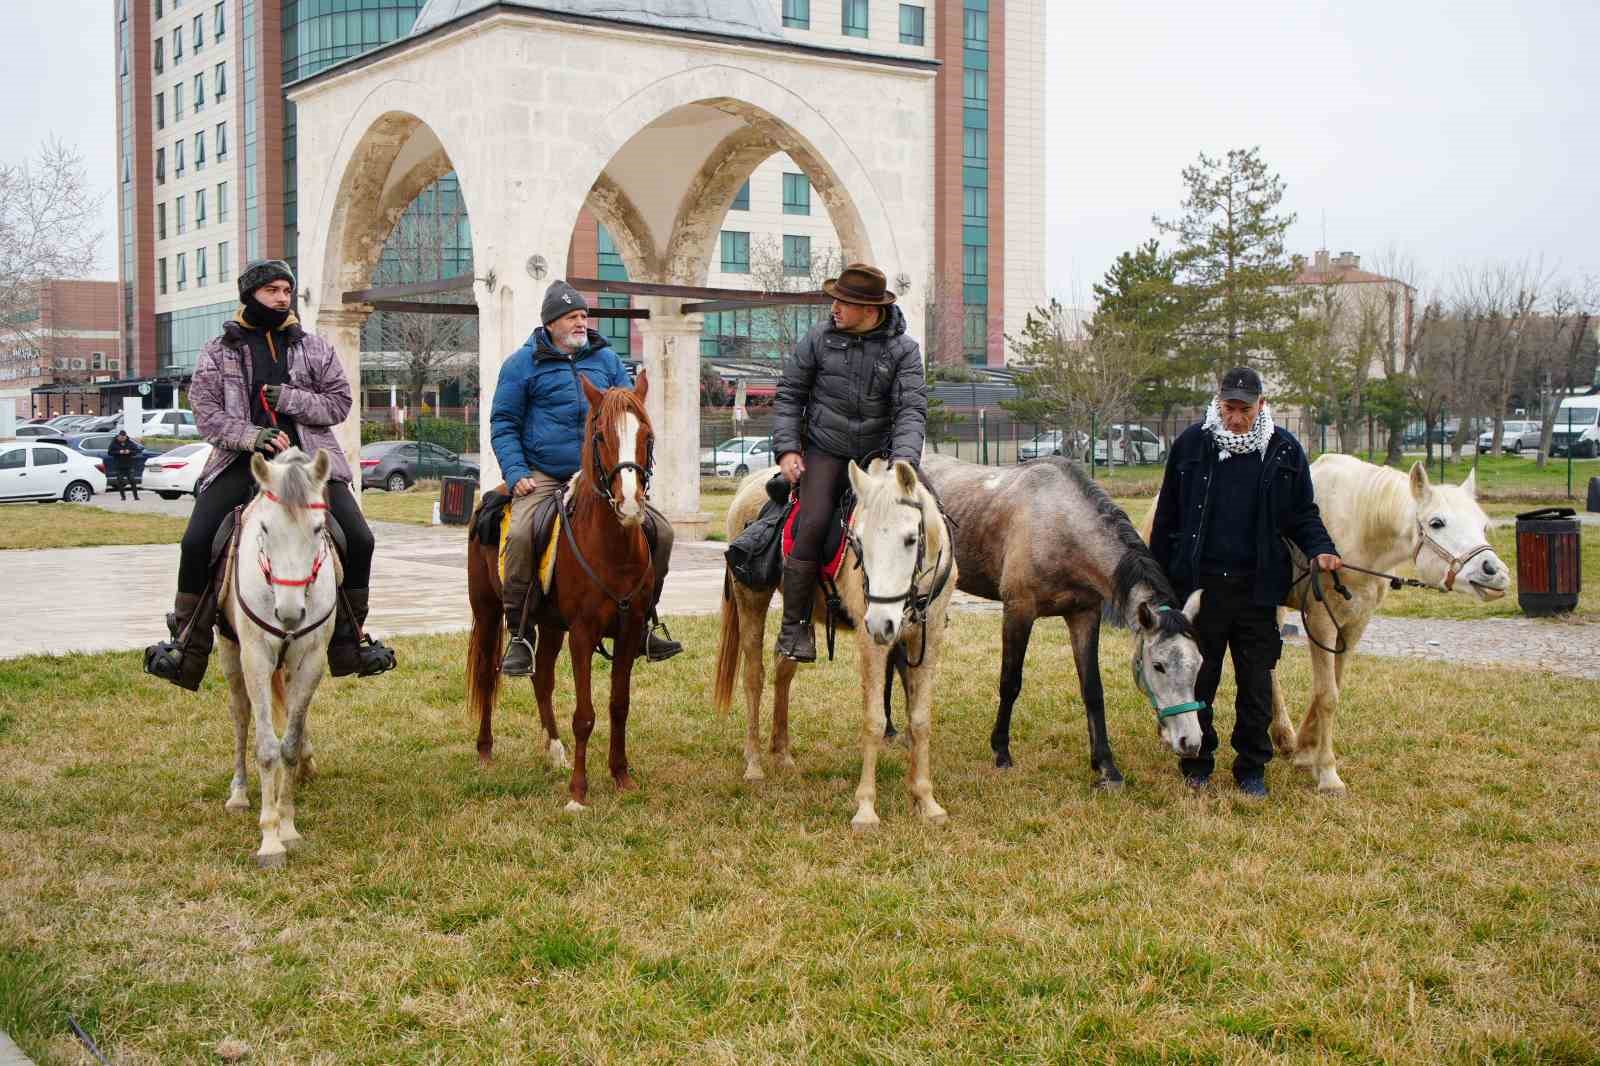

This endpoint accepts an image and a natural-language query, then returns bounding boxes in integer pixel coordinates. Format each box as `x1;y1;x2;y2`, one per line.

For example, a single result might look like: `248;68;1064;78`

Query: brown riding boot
776;558;820;662
143;590;216;691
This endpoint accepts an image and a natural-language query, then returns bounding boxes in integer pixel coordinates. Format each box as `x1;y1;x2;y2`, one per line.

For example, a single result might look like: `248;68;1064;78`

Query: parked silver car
1476;419;1541;453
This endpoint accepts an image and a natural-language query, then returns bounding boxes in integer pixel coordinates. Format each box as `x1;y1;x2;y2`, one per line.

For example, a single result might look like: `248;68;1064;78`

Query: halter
589;427;654;519
1132;606;1204;721
233;490;336;643
839;496;954;669
1412;519;1495;592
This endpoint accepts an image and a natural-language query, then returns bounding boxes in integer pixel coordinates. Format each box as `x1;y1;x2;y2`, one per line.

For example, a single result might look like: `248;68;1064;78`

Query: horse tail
712;566;740;715
465;545;503;728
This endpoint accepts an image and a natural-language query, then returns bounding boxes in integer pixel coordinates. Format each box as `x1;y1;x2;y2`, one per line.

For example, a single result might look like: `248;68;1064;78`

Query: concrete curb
0;1031;38;1066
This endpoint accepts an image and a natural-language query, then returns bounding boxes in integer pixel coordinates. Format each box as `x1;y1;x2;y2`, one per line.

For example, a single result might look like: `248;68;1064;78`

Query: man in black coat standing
1150;367;1341;797
107;429;142;501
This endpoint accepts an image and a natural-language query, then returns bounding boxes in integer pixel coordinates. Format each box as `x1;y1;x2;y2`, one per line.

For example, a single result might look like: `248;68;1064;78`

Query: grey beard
553;330;586;354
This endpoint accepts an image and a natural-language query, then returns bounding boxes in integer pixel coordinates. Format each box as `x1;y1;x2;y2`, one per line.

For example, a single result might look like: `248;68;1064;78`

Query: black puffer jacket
772;304;927;465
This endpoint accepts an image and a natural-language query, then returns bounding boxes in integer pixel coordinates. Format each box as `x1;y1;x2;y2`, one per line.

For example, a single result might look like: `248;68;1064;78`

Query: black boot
644;616;682;662
501;582;537;676
776;558;819;662
327;588;397;677
143;590;216;691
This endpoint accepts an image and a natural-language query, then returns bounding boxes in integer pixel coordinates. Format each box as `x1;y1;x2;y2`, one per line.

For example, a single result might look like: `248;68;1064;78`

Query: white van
139;409;199;439
1551;397;1600;458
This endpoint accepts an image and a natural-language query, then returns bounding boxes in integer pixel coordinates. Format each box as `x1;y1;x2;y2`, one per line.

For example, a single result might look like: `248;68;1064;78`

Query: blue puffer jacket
490;327;632;486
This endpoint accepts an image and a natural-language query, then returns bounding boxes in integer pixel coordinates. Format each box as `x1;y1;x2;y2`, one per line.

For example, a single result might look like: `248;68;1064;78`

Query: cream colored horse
1141;455;1509;794
713;459;957;830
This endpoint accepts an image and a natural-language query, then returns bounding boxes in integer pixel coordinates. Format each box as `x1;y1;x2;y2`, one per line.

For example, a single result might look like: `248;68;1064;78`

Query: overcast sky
5;1;1598;300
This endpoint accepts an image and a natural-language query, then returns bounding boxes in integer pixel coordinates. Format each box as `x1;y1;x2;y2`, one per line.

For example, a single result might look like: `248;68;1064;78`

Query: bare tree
742;234;841;361
923;262;973;368
0;140;104;356
1529;278;1598;467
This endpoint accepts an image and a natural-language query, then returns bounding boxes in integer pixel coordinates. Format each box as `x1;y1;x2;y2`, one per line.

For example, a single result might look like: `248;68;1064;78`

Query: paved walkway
0;1032;35;1065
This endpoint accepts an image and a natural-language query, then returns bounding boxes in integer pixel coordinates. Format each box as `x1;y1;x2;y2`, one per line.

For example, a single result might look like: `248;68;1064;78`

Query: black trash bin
1515;507;1581;616
1587;475;1599;514
439;475;477;526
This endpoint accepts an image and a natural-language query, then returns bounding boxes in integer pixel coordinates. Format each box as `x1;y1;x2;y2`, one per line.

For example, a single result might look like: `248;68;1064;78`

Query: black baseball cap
1218;366;1264;403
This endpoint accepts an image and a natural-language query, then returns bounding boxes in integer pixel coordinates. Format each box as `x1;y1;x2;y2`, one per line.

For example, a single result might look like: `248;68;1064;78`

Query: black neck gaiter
242;297;292;332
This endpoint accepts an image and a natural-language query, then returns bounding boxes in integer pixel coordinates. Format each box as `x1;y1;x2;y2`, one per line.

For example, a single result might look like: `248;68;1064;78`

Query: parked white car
0;441;107;503
140;442;214;498
140;409;200;438
1086;424;1167;464
1476;420;1540;453
699;436;774;477
7;424;70;440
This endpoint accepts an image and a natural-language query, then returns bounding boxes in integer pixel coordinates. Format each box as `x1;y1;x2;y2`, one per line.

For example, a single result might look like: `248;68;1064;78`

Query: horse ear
1460;466;1477;498
847;459;869;498
1135;600;1158;632
250;452;271;486
310;448;332;483
894;460;918;497
1408;461;1431;501
632;367;649;404
579;371;605;409
1182;589;1203;623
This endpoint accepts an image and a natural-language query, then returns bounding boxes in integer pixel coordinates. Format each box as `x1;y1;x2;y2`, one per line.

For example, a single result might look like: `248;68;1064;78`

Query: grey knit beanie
238;259;296;302
541;280;588;325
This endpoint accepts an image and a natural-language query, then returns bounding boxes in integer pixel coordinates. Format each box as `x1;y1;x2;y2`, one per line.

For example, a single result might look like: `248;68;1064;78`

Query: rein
232;493;336;644
1132;606;1204;722
589;427;655;519
1287;528;1462;655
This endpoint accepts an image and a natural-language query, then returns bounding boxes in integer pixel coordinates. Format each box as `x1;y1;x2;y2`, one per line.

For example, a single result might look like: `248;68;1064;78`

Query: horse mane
1036;457;1189;631
1349;460;1419;545
267;448;319;512
576;384;650;492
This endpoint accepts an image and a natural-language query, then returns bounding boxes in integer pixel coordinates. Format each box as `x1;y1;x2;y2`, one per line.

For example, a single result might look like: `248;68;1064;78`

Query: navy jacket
490;327;631;486
1150;423;1338;607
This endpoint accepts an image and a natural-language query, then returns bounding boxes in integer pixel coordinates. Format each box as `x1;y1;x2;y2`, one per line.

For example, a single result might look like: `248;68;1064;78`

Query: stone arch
582;173;661;282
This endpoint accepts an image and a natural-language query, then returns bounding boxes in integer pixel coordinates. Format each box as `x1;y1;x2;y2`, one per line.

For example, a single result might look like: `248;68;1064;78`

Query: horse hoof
1316;776;1347;797
743;762;765;782
917;804;949;827
225;794;249;812
280;834;304;852
851;814;880;833
994;751;1014;770
298;756;317;783
477;752;493;769
777;754;797;771
614;775;638;792
1094;775;1125;792
547;740;568;770
256;850;287;870
564;800;588;814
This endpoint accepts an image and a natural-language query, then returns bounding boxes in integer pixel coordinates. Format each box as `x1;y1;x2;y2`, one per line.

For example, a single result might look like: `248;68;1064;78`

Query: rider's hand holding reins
513;477;538;497
251;427;290;456
778;452;805;484
1313;553;1342;572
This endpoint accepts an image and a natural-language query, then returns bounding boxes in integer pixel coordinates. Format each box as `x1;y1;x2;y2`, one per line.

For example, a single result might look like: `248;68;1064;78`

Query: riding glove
251;426;280;455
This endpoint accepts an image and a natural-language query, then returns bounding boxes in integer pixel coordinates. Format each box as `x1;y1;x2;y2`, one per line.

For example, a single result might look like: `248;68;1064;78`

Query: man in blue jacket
1149;366;1340;798
491;280;682;675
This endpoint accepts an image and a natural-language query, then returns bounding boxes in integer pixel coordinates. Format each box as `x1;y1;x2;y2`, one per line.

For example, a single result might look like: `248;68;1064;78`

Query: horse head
1132;591;1205;757
249;448;333;631
847;458;941;646
579;370;653;527
1407;462;1508;600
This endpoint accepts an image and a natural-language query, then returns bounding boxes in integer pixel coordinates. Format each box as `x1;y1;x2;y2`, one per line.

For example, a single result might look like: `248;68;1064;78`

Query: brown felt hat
822;263;896;306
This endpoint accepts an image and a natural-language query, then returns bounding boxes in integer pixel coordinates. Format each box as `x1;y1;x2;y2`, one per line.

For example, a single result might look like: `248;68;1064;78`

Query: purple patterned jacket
191;314;355;495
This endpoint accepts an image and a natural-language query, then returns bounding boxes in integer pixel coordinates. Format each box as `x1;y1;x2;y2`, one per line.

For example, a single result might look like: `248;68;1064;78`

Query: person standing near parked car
107;429;142;501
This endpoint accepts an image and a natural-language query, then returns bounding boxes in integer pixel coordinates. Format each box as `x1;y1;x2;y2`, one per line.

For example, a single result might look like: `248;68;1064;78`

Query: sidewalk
0;1032;35;1065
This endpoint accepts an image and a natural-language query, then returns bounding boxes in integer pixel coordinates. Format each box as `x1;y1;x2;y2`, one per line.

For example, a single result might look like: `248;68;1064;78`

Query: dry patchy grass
0;503;187;550
2;615;1598;1063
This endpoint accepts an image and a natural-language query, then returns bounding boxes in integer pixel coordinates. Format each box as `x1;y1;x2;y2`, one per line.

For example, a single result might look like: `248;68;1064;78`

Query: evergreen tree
1089;238;1205;415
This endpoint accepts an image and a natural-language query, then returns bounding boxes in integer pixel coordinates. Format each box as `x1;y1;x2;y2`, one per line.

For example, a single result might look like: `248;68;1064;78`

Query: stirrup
644;617;682;663
502;634;534;676
353;635;397;677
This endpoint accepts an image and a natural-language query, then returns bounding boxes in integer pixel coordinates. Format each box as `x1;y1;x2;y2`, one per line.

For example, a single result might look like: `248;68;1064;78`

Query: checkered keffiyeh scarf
1203;398;1274;461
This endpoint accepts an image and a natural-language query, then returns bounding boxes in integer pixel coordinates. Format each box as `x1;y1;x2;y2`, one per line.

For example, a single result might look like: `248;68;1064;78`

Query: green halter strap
1134;605;1205;721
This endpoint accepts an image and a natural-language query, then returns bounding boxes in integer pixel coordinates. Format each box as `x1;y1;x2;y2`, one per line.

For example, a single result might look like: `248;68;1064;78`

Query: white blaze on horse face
856;472;925;646
614;411;643;525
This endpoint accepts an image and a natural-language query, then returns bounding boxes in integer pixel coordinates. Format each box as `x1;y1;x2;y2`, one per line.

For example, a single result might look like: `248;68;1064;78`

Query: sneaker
1236;774;1268;799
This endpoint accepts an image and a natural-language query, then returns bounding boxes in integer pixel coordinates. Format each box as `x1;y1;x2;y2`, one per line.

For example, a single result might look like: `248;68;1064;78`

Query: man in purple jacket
143;260;396;690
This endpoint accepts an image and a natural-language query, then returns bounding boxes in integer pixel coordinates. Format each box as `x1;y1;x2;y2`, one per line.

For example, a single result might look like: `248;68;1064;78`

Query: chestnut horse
465;371;655;811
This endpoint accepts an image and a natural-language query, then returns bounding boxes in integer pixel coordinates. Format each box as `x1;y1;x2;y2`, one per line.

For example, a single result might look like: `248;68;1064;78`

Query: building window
783;235;811;277
91;352;104;371
216;180;228;221
193;72;204;111
174;138;185;176
214;61;226;99
596;224;628;281
218;240;230;281
195;185;206;226
192;14;202;50
215;121;227;160
158;258;168;294
598;297;631;356
214;1;224;39
155;92;164;130
157;202;167;239
174;82;184;119
963;8;987;46
172;26;182;60
842;0;868;38
176;194;186;235
730;180;750;211
153;36;163;73
196;246;208;286
963;127;987;164
720;231;750;274
898;4;924;45
782;0;809;29
963;68;987;104
963;185;987;223
194;130;206;170
155;147;165;184
176;253;187;291
782;173;810;216
155;0;162;17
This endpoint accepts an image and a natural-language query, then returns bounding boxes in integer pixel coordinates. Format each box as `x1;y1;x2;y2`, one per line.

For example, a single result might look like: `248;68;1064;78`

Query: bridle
233;489;336;643
1131;606;1204;722
588;425;654;520
1413;518;1495;593
838;496;954;668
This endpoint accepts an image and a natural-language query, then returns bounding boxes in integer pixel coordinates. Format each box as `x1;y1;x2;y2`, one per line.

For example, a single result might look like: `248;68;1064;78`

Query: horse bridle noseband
233;490;337;644
1413;519;1494;593
589;428;655;519
1132;606;1204;722
837;497;954;669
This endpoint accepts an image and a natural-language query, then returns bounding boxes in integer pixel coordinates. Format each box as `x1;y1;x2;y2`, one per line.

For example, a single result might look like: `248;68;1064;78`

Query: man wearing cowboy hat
771;263;928;662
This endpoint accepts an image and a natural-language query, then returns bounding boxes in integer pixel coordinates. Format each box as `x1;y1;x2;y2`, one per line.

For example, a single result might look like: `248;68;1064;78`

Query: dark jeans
1179;574;1283;782
789;447;853;562
177;453;374;595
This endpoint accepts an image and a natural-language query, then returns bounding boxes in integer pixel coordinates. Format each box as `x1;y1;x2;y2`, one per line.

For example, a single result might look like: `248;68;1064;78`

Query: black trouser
789;447;853;563
1179;574;1283;782
177;453;374;595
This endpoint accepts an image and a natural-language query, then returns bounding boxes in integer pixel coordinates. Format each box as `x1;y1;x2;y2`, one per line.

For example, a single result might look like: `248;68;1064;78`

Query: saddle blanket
496;503;561;594
781;494;851;582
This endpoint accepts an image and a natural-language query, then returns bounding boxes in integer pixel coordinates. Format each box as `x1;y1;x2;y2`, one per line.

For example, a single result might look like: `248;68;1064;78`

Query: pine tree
1089;239;1205;416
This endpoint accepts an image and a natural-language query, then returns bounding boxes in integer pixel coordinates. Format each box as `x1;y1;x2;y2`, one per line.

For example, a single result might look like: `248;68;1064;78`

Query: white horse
713;459;958;830
217;449;340;867
1269;456;1509;793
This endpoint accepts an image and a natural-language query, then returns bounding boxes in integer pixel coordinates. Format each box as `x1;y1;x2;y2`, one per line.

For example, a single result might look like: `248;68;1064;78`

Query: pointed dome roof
411;0;783;42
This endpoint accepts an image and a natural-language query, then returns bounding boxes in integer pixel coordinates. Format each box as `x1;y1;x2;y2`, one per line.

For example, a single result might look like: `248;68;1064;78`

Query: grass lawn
0;503;187;550
1363;453;1600;502
358;483;444;527
2;615;1596;1063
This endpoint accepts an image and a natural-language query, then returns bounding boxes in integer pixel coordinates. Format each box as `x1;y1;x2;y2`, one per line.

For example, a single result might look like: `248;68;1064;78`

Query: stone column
637;306;710;540
314;304;373;485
